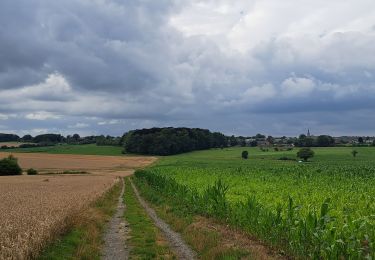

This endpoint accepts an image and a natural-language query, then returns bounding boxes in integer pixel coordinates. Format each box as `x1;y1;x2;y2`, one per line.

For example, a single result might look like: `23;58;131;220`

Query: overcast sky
1;0;375;137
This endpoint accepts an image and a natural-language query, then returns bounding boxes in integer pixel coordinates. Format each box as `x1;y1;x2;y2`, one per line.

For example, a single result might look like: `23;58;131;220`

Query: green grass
123;177;174;259
133;176;253;259
4;144;124;156
38;181;122;259
135;146;375;258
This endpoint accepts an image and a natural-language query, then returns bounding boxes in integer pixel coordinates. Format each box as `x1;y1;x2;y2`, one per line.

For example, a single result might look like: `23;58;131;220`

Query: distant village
233;129;375;148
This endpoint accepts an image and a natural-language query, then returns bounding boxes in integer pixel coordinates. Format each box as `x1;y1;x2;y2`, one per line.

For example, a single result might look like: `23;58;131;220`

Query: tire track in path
129;179;197;260
102;178;129;260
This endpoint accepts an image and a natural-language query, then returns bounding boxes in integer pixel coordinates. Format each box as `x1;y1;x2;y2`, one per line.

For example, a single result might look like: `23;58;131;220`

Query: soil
102;178;129;260
189;217;289;260
130;179;197;260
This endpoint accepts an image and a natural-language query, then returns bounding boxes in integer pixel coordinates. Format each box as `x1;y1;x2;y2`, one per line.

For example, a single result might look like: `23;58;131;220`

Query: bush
0;155;22;176
241;150;248;159
27;168;38;175
297;148;314;161
351;150;358;157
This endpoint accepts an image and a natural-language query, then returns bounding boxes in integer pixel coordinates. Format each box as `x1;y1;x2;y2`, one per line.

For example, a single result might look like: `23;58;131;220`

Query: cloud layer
1;0;375;136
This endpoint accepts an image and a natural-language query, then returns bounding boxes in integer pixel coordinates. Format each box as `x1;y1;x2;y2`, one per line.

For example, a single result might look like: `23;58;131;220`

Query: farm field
0;152;155;259
135;147;375;258
0;152;155;174
0;174;118;259
0;142;28;147
2;143;124;156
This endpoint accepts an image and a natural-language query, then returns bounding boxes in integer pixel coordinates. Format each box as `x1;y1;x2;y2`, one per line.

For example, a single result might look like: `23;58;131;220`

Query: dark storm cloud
1;0;375;136
0;0;183;92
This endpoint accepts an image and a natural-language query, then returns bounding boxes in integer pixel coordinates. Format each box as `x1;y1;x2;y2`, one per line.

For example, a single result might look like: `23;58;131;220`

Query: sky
1;0;375;137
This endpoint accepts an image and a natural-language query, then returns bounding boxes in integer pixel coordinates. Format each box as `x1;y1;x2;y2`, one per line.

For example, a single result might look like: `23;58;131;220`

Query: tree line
123;127;227;155
0;133;122;147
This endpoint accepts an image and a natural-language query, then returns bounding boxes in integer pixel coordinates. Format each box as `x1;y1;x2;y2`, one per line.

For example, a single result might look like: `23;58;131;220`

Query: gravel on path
102;178;129;260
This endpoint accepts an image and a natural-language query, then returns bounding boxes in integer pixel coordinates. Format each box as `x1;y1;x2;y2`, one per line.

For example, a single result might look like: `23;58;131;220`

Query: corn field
134;147;375;259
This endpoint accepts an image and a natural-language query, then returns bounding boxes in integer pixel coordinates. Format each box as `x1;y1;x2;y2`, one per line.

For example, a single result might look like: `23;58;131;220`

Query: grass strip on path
123;177;175;259
38;179;122;260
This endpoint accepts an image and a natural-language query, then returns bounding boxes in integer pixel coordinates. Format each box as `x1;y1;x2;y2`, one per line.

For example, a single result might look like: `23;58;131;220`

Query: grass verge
38;179;122;259
132;176;259;260
123;177;175;259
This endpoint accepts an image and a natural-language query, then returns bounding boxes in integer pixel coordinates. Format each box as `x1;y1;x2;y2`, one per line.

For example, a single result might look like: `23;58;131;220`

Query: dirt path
129;179;197;260
102;178;129;260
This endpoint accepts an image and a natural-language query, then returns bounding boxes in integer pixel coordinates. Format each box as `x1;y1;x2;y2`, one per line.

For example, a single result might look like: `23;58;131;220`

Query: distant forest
0;133;121;148
123;127;227;155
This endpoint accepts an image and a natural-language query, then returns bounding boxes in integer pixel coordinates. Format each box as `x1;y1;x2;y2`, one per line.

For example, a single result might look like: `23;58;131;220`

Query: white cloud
0;114;8;120
281;77;315;97
98;119;120;125
25;111;61;120
0;73;73;101
68;123;89;128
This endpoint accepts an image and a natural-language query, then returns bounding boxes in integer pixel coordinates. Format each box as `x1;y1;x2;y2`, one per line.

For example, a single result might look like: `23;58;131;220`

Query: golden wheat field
0;153;155;259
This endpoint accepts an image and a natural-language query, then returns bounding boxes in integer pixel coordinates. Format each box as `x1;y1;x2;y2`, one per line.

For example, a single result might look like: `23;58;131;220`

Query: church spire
307;129;311;137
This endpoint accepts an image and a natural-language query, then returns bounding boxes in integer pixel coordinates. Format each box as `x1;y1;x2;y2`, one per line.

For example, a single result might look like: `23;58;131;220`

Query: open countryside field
0;152;156;174
2;143;124;156
0;152;155;259
135;147;375;258
0;142;28;147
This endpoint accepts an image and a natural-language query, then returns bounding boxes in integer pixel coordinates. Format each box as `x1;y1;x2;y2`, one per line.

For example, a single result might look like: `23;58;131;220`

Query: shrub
297;148;314;161
241;151;248;159
351;150;358;157
27;168;38;175
0;155;22;176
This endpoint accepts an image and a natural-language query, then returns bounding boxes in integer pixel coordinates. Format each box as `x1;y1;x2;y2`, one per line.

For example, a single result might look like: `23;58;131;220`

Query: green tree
297;148;314;161
229;135;238;146
241;151;248;159
0;155;22;176
316;135;335;147
255;133;265;139
22;134;33;142
351;150;358;158
266;135;274;144
27;168;38;175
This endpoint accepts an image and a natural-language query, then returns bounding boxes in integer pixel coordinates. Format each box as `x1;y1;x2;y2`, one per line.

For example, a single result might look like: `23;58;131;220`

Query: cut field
135;147;375;258
0;152;156;174
0;152;156;259
0;142;28;147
